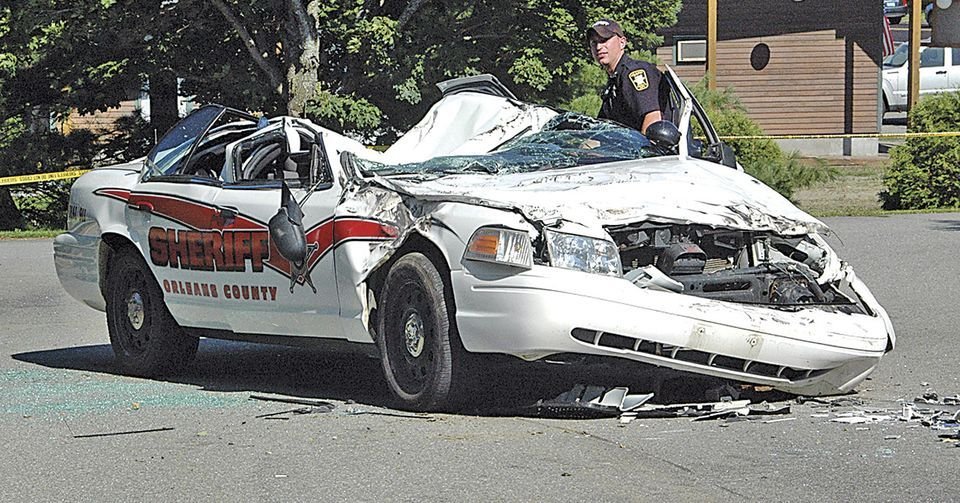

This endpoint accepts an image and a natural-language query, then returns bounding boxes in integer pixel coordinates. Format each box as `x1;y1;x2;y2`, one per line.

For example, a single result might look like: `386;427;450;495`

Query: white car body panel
55;72;895;397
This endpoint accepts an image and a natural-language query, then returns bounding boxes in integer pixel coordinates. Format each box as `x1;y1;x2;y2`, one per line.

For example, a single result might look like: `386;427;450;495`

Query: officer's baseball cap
586;19;625;42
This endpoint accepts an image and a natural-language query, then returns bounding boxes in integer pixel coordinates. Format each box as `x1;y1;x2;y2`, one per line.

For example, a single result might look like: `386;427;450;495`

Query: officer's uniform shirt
598;56;663;132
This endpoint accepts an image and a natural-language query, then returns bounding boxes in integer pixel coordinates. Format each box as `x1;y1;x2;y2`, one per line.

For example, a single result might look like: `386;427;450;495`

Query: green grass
793;158;885;216
792;157;960;217
0;229;61;240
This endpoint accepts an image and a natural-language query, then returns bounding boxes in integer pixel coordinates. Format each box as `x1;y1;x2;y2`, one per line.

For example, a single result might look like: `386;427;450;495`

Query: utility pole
707;0;718;90
906;0;922;122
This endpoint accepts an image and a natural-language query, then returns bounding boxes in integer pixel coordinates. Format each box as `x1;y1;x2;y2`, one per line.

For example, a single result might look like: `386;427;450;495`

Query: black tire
106;250;198;376
890;16;902;24
376;252;463;411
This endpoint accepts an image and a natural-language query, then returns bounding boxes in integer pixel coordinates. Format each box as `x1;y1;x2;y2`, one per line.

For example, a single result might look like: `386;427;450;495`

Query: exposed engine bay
604;223;862;310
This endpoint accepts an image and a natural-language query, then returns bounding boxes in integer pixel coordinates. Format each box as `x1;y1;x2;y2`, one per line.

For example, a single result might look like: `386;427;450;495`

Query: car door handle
216;206;238;226
936;70;947;75
127;201;154;212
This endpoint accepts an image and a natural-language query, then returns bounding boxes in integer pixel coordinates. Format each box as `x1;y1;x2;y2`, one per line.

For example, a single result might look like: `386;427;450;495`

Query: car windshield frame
142;105;258;182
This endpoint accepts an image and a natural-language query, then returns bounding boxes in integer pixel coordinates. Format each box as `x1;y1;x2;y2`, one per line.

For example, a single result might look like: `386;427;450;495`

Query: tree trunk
0;188;25;230
150;68;179;136
283;1;321;116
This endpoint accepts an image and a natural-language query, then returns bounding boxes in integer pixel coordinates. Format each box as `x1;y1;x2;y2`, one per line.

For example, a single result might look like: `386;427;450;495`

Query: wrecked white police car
54;71;895;410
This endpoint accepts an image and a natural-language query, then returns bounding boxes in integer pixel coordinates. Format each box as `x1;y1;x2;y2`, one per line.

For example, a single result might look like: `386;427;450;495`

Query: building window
675;38;707;64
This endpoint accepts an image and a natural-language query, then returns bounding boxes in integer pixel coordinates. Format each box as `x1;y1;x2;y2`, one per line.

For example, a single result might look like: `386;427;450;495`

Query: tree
173;0;680;138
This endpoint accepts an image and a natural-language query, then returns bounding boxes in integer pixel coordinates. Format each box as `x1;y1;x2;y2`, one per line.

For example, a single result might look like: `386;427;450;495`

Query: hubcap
403;311;425;358
126;291;145;330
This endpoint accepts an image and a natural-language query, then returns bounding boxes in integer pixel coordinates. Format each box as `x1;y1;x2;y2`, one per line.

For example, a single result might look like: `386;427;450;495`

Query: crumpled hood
381;155;827;236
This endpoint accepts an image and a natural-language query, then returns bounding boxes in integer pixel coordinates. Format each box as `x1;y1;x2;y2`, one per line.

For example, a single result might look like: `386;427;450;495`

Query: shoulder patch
628;69;649;91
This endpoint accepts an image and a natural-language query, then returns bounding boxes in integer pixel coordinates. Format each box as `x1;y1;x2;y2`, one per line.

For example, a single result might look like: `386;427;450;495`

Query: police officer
587;19;667;134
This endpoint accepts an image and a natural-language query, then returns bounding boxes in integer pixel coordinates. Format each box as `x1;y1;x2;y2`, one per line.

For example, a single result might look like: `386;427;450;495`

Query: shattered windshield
357;113;664;176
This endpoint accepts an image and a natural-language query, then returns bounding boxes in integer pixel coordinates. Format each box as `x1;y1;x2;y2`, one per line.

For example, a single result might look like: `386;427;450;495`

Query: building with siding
656;0;883;155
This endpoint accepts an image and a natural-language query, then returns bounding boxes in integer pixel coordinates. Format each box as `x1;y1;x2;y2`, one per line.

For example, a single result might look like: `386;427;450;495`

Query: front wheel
376;252;463;411
106;250;198;376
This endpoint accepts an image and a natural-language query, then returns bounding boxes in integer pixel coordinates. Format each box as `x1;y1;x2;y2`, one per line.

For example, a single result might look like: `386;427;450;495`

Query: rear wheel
376;252;463;411
106;250;198;376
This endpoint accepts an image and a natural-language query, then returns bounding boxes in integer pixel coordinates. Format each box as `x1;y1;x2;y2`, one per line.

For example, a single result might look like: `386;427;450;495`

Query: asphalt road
2;213;959;502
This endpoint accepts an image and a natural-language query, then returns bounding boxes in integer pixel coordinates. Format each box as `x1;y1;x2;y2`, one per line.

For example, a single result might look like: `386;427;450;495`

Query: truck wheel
377;252;462;411
105;251;198;376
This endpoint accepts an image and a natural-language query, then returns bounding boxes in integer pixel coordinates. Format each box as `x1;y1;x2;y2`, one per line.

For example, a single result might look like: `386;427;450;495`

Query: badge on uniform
628;69;649;91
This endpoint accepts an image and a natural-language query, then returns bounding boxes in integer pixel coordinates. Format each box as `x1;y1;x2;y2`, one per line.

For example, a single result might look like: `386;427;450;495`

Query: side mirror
645;121;681;151
268;207;307;266
268;182;317;293
719;142;737;169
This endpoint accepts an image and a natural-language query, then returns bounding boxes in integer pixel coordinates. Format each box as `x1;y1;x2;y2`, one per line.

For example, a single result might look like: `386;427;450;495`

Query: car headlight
463;227;533;269
545;229;622;277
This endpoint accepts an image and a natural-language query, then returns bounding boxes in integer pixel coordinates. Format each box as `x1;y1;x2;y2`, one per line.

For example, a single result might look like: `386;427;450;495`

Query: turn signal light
463;227;533;269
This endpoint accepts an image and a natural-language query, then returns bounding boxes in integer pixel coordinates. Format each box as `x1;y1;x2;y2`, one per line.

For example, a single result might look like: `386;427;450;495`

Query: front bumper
53;230;105;311
451;264;893;396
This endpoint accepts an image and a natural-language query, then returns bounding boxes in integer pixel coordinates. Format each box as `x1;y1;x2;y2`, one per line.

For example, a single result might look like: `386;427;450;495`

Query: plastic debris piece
748;402;791;416
763;417;797;424
73;427;174;439
250;394;335;409
690;405;750;422
344;408;435;420
528;384;655;418
632;399;751;420
900;403;919;421
249;394;336;412
256;407;313;419
591;387;628;408
619;393;655;412
831;416;871;424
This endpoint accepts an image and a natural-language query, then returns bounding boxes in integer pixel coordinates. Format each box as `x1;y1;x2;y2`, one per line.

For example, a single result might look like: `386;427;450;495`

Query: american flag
882;16;896;57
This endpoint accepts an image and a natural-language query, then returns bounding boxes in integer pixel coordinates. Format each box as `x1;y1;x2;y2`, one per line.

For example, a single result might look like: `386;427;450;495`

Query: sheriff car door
209;118;344;338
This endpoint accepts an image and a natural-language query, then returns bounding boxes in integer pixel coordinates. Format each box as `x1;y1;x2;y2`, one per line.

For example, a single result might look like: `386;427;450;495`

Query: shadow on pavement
931;219;960;232
12;339;394;407
12;339;790;417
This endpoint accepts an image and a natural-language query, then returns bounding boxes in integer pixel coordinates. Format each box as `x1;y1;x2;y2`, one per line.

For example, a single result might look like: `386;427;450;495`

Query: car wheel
106;250;198;376
890;16;902;24
377;252;462;411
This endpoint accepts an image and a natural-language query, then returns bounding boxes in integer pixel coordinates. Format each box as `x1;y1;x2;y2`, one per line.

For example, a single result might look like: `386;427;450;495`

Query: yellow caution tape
0;169;90;187
3;130;960;187
718;131;960;140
